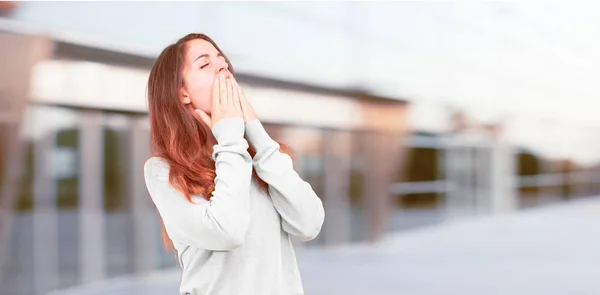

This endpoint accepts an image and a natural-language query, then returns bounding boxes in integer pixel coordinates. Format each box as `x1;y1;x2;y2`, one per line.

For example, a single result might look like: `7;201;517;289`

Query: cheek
188;75;215;111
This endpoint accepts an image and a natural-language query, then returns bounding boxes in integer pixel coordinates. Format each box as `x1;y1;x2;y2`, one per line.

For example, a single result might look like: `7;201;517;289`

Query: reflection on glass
102;112;134;277
103;113;130;212
55;127;79;209
264;123;325;246
348;131;366;242
517;150;541;208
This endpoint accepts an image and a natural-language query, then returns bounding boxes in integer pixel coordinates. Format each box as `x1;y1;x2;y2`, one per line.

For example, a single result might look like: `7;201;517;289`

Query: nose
215;59;229;75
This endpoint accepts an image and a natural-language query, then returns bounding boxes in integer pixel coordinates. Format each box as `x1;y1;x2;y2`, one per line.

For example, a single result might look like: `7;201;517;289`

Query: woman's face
180;39;230;117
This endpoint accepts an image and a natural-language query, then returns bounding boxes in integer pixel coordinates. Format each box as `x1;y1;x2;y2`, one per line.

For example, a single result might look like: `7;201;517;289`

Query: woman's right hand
195;73;243;128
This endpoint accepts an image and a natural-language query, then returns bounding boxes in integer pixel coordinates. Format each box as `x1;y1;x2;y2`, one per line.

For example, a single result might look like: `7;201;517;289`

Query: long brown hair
147;33;292;252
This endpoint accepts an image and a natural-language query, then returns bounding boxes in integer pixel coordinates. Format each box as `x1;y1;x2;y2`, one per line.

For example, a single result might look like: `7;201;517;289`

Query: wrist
245;119;277;152
212;117;245;143
245;114;258;124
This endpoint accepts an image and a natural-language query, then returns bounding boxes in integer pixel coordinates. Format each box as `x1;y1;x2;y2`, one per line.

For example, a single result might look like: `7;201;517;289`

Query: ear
179;87;191;104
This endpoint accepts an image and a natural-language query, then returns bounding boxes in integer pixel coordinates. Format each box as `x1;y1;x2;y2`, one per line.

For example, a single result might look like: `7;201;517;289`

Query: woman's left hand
229;72;258;124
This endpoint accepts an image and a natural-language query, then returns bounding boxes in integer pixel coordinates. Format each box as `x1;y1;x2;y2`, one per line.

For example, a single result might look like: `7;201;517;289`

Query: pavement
45;197;600;295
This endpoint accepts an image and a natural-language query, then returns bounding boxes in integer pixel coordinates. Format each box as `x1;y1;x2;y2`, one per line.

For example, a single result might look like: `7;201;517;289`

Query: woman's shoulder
143;156;171;179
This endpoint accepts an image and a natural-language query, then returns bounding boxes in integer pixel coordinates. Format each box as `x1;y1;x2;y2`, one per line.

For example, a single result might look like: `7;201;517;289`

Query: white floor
300;197;600;295
47;197;600;295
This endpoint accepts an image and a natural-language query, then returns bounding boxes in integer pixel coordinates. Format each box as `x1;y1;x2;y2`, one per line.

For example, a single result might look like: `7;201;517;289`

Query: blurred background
2;1;600;295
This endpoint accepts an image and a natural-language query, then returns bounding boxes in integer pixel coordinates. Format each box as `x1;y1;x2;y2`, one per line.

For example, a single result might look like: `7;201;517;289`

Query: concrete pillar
32;132;59;294
444;136;475;219
322;130;352;246
362;131;404;242
129;116;159;273
78;110;106;283
489;142;518;214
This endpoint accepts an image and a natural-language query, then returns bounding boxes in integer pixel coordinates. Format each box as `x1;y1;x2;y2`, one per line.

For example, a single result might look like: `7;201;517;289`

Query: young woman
144;33;325;295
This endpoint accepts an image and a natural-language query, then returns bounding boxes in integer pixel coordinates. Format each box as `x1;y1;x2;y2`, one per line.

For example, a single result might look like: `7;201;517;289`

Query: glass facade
3;95;408;294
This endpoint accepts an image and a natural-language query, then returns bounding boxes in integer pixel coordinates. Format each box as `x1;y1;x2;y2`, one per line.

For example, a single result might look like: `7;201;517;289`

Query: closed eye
193;52;225;69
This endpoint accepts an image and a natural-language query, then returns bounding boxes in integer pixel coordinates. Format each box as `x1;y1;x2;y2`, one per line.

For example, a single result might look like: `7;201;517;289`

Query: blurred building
0;3;411;295
2;2;600;295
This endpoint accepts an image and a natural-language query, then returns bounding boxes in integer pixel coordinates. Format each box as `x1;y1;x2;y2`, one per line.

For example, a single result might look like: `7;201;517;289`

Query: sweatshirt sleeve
245;119;325;242
144;118;253;251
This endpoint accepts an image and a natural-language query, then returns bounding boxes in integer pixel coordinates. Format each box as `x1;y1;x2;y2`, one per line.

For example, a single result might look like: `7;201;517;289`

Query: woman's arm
245;119;325;241
144;118;253;250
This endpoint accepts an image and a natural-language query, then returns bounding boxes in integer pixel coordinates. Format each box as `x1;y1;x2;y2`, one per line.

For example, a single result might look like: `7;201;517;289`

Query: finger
219;73;228;106
236;86;246;113
194;109;211;127
232;81;242;112
238;85;249;106
226;76;233;106
212;76;220;108
229;75;243;107
230;73;242;87
229;74;241;92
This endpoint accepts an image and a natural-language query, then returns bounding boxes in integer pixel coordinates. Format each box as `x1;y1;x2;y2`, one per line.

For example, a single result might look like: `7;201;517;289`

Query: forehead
185;39;219;58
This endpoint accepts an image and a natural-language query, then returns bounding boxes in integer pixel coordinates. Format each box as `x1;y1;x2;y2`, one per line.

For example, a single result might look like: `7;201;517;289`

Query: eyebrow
192;52;224;64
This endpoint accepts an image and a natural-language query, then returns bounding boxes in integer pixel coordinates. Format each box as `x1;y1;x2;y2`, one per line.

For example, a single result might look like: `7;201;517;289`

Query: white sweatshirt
143;118;325;295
